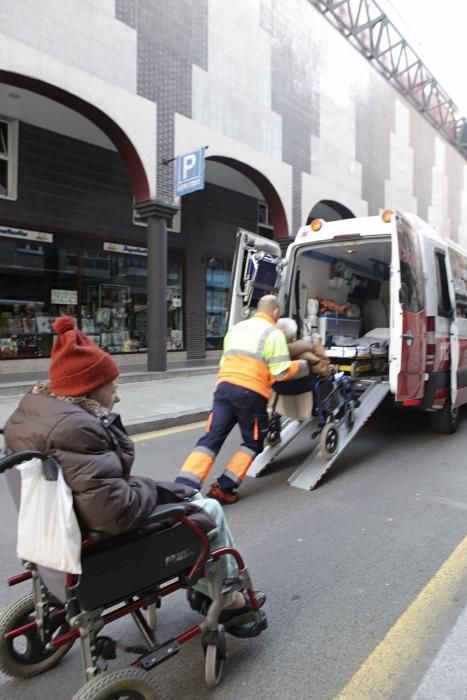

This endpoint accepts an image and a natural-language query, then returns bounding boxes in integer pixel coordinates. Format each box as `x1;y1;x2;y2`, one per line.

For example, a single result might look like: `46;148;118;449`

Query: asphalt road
1;400;467;699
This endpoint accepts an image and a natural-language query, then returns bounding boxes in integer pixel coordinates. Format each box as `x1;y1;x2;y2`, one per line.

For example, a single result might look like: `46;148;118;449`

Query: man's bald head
257;294;281;322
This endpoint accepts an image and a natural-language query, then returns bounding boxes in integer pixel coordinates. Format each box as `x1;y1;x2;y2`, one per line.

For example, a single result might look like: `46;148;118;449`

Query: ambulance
228;210;467;434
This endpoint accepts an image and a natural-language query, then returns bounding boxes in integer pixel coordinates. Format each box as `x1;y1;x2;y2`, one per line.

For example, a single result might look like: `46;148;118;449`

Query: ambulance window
397;217;425;313
435;252;452;317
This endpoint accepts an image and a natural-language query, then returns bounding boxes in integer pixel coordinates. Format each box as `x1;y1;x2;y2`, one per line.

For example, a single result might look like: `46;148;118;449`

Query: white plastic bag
16;458;82;574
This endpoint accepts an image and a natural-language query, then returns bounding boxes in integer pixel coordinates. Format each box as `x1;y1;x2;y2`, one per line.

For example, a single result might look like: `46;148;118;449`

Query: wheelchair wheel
345;406;355;430
0;593;73;679
204;626;227;688
205;644;225;688
319;422;339;460
71;668;158;700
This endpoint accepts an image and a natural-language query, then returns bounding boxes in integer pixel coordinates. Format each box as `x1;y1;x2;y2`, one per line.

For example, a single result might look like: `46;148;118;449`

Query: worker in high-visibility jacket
175;295;309;504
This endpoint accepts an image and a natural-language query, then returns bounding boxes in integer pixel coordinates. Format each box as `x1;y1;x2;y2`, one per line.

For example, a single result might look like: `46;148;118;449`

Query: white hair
276;317;298;341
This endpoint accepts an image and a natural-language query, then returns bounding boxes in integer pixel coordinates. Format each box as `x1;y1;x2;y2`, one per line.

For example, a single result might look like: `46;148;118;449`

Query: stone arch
207;155;289;238
0;70;151;203
307;199;355;223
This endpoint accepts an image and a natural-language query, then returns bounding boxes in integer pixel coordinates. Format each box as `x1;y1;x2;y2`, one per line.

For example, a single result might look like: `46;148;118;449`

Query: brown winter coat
4;391;215;536
288;337;332;378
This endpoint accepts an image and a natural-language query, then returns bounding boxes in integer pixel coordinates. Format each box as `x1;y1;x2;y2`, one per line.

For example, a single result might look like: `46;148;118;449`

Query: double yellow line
334;535;467;699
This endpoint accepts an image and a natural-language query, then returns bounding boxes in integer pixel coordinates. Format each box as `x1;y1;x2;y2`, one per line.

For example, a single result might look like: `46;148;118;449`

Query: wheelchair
0;450;267;699
267;371;360;459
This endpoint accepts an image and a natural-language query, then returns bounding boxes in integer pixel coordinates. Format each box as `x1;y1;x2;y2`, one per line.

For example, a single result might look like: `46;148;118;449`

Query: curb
0;366;218;398
125;409;210;436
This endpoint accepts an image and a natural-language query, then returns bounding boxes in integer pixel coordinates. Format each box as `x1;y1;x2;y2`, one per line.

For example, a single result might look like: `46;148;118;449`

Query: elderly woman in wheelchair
0;318;267;699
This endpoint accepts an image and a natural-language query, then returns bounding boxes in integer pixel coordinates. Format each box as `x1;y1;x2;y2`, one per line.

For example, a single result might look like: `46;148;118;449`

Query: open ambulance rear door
389;212;427;402
227;229;283;328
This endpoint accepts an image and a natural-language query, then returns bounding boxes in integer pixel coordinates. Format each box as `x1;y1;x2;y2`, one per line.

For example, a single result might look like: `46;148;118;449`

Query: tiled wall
116;0;467;242
0;123;139;241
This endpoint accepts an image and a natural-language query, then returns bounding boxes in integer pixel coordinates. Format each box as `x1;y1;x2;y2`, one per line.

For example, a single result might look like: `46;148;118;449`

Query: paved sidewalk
0;371;218;435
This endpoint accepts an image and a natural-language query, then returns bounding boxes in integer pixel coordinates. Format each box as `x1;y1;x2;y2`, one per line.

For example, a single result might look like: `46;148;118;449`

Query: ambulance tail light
310;219;324;232
402;399;421;407
381;209;394;223
425;315;436;372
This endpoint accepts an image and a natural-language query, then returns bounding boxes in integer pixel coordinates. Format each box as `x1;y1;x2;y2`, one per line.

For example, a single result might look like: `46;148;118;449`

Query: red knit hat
49;317;119;397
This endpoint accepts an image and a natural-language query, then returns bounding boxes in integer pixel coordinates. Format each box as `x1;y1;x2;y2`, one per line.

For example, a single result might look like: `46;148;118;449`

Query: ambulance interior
290;237;392;376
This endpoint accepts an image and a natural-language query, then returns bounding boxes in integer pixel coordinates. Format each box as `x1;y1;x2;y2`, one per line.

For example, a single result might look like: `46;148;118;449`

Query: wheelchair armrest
145;503;190;523
86;503;190;543
0;450;49;474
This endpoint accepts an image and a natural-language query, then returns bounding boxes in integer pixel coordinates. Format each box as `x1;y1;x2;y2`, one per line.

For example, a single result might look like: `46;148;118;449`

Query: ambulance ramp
288;380;390;491
247;418;311;477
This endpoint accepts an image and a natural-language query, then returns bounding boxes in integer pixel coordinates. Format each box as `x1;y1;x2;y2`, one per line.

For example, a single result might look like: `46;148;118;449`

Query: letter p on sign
175;147;206;196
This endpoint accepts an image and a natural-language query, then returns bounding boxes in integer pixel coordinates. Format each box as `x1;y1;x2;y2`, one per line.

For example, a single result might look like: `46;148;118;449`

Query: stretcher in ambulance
228;210;467;434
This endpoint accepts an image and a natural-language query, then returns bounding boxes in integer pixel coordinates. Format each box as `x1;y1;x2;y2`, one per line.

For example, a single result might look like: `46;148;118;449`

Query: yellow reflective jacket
218;312;300;398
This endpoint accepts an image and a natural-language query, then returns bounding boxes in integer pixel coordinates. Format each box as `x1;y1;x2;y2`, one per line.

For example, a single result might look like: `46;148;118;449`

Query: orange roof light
381;209;394;223
310;219;323;232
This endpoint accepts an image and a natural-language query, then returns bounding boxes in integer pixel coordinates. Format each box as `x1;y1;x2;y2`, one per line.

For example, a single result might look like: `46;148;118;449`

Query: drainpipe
135;199;179;372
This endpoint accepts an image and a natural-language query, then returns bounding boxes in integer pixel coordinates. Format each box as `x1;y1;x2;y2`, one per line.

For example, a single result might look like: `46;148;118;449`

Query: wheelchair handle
0;450;59;480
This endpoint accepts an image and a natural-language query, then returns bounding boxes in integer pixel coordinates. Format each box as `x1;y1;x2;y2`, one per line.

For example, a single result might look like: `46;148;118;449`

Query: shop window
206;258;231;350
82;243;184;354
0;117;19;200
258;201;273;239
0;234;185;360
0;235;78;360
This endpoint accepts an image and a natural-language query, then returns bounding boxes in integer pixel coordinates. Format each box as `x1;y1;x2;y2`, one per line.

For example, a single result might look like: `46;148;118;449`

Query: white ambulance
229;210;467;434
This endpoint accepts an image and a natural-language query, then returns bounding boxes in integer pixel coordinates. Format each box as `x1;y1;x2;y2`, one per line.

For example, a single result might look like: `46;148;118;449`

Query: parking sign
174;147;205;196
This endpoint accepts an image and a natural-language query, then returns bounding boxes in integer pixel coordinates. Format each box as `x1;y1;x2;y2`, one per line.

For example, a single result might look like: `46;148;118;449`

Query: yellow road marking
334;535;467;699
132;420;206;442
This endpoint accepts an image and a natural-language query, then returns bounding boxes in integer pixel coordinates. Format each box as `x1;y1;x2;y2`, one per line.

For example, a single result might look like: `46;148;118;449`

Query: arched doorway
207;156;289;238
180;157;288;358
0;70;151;202
0;74;159;370
307;199;355;223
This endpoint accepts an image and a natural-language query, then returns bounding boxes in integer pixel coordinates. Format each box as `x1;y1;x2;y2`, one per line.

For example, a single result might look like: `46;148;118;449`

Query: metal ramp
246;379;390;490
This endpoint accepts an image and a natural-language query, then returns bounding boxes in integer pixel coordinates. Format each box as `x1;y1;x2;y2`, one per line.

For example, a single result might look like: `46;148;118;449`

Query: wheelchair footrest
139;639;180;670
226;610;268;639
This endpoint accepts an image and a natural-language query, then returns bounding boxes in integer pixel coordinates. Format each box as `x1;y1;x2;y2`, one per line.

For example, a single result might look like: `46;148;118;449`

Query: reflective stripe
195;446;216;458
178;449;215;484
223;449;255;483
267;355;291;365
257;325;275;355
253;417;259;441
222;468;242;486
223;448;255;486
224;348;265;362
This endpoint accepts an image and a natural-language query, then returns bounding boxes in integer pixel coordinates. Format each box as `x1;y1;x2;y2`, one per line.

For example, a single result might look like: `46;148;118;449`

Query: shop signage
174;147;205;196
51;289;78;305
104;242;147;256
0;225;53;243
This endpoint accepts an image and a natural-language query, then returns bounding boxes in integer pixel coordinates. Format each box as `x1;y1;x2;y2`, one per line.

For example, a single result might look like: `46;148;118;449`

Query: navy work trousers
197;382;269;457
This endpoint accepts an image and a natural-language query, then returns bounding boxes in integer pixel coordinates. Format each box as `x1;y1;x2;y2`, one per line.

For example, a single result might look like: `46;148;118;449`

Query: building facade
0;0;466;372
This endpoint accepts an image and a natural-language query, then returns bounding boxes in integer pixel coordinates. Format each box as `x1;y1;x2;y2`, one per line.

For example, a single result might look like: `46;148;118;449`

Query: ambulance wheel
320;422;339;459
71;669;159;700
430;399;460;434
0;593;73;678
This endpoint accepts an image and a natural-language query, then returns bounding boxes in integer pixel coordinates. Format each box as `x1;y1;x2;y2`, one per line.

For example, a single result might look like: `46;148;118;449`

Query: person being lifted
176;294;308;504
